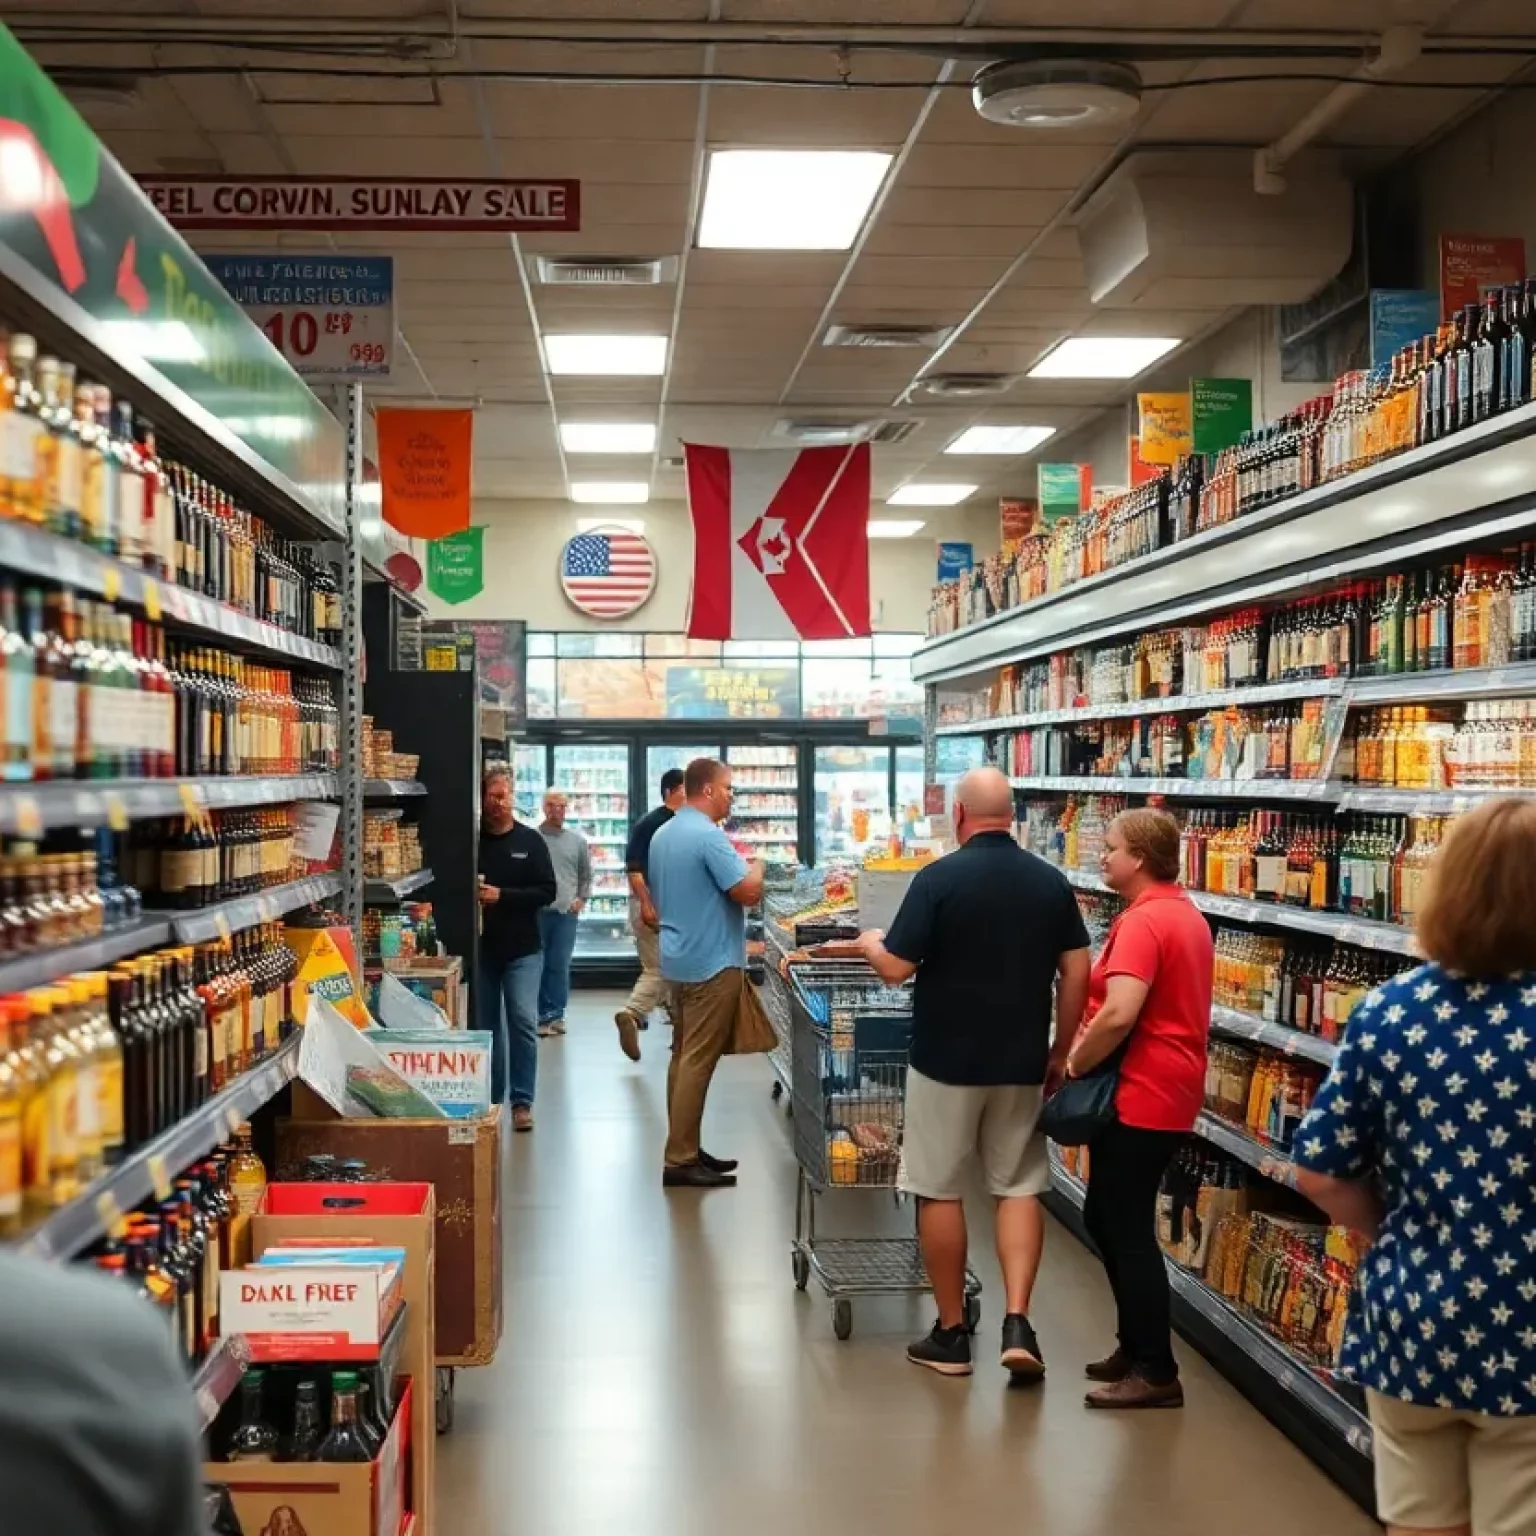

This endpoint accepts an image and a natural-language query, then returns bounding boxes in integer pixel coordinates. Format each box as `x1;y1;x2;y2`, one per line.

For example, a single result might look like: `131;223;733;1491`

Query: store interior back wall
424;497;999;631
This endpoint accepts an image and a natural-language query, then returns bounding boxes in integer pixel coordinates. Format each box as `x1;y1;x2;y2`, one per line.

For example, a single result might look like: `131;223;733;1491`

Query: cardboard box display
206;1377;412;1536
278;1104;502;1367
381;957;465;1026
221;1261;403;1362
362;1031;492;1118
287;924;370;1027
253;1183;435;1536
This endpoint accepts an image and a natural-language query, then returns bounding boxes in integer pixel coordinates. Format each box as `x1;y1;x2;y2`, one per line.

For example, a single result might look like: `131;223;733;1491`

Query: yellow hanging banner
1136;391;1193;467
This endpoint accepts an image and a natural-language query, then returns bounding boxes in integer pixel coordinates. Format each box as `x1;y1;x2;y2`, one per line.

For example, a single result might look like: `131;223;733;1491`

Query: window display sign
664;666;800;720
202;254;393;378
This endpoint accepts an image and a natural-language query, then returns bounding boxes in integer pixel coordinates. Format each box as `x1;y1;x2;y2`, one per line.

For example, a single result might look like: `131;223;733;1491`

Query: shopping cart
788;957;981;1340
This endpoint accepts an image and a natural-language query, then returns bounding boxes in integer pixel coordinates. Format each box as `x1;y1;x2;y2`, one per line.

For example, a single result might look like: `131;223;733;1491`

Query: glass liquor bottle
227;1370;279;1462
317;1372;375;1463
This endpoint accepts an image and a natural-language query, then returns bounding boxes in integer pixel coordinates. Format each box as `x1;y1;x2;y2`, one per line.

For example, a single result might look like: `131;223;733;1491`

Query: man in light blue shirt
649;757;764;1188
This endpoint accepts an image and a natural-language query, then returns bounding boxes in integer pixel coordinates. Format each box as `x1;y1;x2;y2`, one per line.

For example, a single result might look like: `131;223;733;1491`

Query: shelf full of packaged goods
0;242;346;546
1043;1165;1374;1505
0;773;339;837
364;869;435;904
193;1333;253;1432
1208;1004;1339;1067
1010;774;1338;803
913;397;1536;688
0;519;342;670
364;780;427;800
937;678;1348;735
1058;865;1419;955
0;915;175;993
1192;1112;1300;1188
162;872;345;944
19;1033;303;1262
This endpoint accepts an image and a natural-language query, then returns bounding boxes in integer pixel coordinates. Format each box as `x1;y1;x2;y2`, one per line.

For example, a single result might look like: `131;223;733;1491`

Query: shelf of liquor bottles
164;872;345;946
364;869;435;905
1208;1002;1338;1067
1046;1165;1375;1465
1193;1112;1299;1187
363;779;427;800
0;773;338;838
19;1032;301;1262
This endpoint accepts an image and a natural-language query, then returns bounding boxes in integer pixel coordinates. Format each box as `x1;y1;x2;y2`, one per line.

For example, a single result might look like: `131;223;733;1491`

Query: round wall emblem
559;525;657;619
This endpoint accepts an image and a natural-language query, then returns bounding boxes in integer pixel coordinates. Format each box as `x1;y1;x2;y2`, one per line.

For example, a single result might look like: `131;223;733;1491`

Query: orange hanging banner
376;407;473;539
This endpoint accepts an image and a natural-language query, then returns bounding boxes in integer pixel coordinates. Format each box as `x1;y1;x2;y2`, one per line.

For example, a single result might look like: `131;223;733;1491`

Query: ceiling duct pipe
1254;25;1423;194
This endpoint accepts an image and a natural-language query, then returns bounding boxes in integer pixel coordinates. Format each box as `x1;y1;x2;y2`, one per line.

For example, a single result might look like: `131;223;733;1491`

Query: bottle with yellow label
86;973;124;1168
33;988;79;1208
226;1121;268;1268
10;996;50;1226
60;978;102;1184
2;334;45;526
0;1001;22;1237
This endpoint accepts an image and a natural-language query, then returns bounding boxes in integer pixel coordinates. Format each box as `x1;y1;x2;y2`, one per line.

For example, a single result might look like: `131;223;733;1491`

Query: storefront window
526;657;557;718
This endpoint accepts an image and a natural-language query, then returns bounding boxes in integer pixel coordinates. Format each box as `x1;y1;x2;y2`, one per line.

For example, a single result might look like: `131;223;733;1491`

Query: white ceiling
18;0;1536;514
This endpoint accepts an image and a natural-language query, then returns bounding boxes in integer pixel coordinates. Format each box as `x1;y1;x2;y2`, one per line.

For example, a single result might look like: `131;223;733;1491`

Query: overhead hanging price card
203;255;394;379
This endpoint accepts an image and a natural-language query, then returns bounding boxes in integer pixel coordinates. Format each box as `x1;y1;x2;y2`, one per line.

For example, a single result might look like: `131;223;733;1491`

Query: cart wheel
771;1080;784;1102
964;1295;982;1335
435;1367;455;1435
832;1299;853;1340
792;1249;810;1291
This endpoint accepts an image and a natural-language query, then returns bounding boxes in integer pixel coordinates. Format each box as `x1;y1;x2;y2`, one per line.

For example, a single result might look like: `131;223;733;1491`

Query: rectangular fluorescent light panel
577;516;645;534
868;520;925;539
543;334;668;376
698;150;894;251
559;422;657;454
887;483;977;507
945;424;1057;456
1028;336;1181;379
570;482;650;504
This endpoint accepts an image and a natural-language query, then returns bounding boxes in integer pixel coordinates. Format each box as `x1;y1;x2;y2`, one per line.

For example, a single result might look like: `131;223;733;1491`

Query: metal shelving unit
1009;773;1338;802
365;868;436;904
18;1034;303;1261
364;779;428;800
0;774;339;836
1209;1004;1338;1067
163;873;346;944
0;916;174;993
1193;1112;1300;1188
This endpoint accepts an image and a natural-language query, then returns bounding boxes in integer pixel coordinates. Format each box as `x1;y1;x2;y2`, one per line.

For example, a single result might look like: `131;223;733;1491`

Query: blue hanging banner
936;541;974;582
1369;289;1440;367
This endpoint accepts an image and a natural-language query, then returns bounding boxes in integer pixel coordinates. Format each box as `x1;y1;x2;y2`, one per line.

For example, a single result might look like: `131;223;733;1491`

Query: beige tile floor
436;993;1378;1536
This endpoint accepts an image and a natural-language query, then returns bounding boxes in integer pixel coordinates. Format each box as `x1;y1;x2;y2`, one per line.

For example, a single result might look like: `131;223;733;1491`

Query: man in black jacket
477;765;557;1132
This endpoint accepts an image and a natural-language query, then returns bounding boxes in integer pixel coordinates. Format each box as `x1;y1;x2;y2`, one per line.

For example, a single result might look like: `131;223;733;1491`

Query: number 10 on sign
259;308;390;377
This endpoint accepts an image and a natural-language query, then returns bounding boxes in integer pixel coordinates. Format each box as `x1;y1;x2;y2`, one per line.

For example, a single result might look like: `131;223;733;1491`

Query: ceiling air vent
824;322;953;349
532;256;678;286
868;418;923;444
774;418;923;446
917;372;1015;398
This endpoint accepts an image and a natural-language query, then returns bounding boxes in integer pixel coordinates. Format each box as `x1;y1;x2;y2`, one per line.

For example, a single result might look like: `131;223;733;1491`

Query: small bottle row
122;811;317;912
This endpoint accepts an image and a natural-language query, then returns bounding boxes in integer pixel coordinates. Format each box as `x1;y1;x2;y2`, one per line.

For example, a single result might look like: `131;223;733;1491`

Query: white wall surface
423;497;998;632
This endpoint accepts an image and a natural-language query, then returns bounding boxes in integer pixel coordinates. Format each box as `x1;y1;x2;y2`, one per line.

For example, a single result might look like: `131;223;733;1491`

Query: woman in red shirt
1064;808;1213;1410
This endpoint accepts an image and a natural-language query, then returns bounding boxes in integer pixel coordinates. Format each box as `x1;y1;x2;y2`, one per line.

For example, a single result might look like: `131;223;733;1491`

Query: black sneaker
1000;1314;1045;1381
699;1149;739;1174
907;1321;973;1377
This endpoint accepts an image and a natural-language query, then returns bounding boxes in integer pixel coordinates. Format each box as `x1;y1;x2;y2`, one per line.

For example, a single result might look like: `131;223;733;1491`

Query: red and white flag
683;443;871;640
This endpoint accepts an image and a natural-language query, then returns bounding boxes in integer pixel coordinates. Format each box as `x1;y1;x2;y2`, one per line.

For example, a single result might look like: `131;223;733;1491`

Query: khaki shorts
1369;1389;1536;1534
898;1067;1050;1200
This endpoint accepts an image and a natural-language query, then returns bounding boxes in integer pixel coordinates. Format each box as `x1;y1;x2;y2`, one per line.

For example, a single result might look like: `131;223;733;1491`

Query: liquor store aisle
435;996;1375;1536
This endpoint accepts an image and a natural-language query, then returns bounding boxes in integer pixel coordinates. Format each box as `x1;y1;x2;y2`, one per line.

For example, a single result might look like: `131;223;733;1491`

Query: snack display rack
910;358;1536;1507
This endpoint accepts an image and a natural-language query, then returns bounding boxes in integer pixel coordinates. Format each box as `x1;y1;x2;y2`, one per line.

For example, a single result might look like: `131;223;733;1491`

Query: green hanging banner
1191;378;1254;455
427;526;485;605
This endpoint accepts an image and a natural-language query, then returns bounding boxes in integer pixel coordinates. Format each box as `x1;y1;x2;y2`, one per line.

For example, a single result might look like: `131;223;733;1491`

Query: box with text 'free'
220;1259;403;1362
206;1377;412;1536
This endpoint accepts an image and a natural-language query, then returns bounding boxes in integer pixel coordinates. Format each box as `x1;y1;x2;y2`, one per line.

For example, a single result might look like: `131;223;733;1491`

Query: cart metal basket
787;957;980;1339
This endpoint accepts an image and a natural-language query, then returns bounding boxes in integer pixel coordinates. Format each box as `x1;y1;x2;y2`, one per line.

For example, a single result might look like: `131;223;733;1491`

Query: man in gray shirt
537;788;592;1036
0;1249;203;1536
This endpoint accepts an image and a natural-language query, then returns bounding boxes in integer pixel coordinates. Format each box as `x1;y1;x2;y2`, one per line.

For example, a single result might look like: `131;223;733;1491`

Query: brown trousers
664;966;741;1168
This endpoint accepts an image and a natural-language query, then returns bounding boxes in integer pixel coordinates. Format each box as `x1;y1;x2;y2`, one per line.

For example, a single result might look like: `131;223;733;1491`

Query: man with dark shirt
614;768;686;1062
477;764;557;1132
857;766;1091;1381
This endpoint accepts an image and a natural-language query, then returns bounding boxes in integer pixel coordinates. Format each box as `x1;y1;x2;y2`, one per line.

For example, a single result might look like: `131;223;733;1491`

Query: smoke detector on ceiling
971;59;1142;130
916;373;1015;399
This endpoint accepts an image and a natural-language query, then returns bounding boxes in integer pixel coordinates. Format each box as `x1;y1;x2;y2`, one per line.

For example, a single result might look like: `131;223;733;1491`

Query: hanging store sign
201;254;393;378
1439;234;1526;320
1368;289;1440;367
1135;391;1192;466
1129;436;1162;487
426;526;485;606
136;175;581;233
664;666;800;720
1190;378;1253;455
998;497;1038;546
936;541;973;582
376;407;473;540
1037;463;1090;523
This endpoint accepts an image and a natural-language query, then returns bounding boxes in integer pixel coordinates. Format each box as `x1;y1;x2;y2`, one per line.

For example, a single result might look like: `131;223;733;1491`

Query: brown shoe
614;1009;642;1062
1085;1348;1133;1382
1085;1371;1183;1410
512;1105;534;1133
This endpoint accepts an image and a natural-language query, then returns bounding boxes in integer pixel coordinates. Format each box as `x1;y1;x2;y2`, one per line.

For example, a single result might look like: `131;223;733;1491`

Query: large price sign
201;254;393;379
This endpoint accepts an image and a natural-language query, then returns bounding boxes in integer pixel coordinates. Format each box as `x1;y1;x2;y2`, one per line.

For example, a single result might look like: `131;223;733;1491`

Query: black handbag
1040;1046;1125;1146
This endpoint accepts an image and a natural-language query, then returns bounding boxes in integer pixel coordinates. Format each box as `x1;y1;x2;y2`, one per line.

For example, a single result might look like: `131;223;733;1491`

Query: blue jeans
476;951;542;1108
537;909;580;1024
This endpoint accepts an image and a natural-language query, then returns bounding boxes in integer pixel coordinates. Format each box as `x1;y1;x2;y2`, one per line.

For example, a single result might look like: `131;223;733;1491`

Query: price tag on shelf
103;793;130;832
215;912;232;942
222;1104;242;1139
142;578;162;622
178;783;206;816
257;895;278;921
95;1190;128;1240
148;1152;171;1201
13;795;41;839
102;565;121;603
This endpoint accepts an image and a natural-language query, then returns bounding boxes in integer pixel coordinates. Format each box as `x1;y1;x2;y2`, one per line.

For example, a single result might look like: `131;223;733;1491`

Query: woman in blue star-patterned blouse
1295;798;1536;1536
